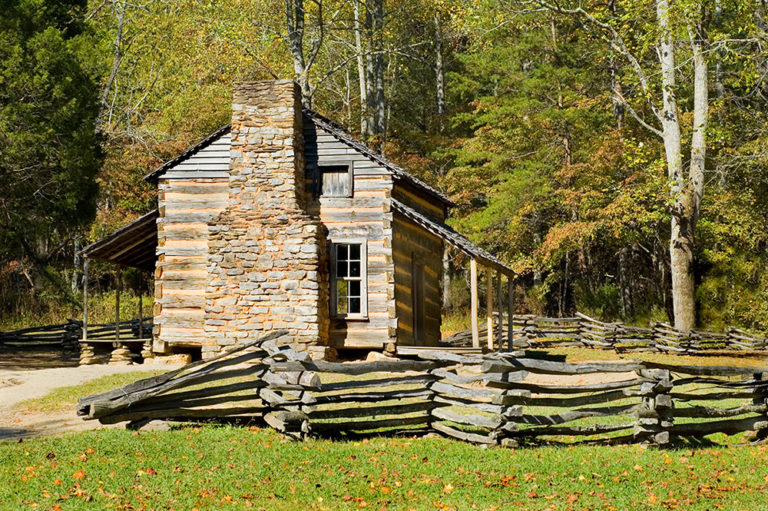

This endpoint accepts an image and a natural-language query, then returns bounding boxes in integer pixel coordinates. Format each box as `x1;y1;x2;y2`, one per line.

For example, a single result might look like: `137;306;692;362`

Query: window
320;163;353;197
331;241;367;318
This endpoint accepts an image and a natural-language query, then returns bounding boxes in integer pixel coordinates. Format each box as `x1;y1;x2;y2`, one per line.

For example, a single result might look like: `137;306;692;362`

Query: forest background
1;0;767;333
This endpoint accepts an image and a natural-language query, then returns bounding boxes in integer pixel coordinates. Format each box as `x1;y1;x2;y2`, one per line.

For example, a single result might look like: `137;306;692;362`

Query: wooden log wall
79;333;768;446
304;121;396;349
155;176;229;352
444;312;768;355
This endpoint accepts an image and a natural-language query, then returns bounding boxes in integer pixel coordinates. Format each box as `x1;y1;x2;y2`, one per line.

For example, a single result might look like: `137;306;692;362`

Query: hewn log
99;406;266;425
313;388;431;405
269;359;446;375
321;374;439;392
493;388;645;407
482;358;639;375
309;401;435;420
669;416;768;437
432;395;506;414
515;404;641;426
311;415;430;433
432;421;497;444
431;407;501;429
484;378;644;393
512;422;636;437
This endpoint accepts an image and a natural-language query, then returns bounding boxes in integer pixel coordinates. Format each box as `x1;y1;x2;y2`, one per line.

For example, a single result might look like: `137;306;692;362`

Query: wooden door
412;258;425;344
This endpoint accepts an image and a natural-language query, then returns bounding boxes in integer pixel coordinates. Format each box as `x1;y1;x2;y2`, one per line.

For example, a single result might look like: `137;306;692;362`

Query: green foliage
0;0;101;262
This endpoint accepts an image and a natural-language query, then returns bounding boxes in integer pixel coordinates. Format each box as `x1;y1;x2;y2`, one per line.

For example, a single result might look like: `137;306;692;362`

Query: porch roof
391;199;514;276
81;210;158;271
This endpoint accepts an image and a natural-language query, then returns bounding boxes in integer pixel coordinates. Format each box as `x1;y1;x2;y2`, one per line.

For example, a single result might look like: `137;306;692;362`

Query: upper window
320;163;353;197
331;241;367;318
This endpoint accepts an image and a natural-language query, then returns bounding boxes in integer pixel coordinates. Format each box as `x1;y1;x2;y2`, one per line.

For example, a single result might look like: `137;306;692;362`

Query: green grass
14;371;164;413
2;426;768;510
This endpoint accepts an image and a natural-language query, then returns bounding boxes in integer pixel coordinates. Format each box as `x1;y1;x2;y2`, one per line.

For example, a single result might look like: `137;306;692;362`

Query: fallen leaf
72;470;85;479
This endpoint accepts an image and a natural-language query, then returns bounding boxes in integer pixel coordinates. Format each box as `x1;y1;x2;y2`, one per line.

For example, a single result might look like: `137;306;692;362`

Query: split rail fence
0;317;152;349
79;332;768;446
445;312;768;354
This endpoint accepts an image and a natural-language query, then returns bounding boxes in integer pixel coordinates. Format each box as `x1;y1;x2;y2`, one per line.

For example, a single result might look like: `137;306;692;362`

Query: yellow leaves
633;464;644;471
72;470;85;479
648;493;658;504
442;483;453;494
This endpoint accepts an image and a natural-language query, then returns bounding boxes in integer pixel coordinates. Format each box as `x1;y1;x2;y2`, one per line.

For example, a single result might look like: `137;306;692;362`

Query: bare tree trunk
353;0;369;136
442;248;451;310
98;0;127;129
657;0;695;331
371;0;386;144
285;0;310;103
434;13;446;119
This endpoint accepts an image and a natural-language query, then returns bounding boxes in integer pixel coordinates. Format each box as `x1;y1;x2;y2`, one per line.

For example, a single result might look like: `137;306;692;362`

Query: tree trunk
434;13;446;119
442;247;451;310
285;0;311;106
371;0;386;144
657;0;695;331
353;0;369;136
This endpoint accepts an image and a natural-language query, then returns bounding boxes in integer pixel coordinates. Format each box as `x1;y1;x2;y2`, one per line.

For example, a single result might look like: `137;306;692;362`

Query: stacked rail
79;332;768;446
0;317;152;349
446;312;768;354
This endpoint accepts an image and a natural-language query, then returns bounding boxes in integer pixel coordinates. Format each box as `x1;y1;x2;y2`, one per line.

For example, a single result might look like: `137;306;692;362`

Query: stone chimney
204;81;328;356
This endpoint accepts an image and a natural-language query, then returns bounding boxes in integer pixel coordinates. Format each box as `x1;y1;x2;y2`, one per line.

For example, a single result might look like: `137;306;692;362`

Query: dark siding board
393;213;443;347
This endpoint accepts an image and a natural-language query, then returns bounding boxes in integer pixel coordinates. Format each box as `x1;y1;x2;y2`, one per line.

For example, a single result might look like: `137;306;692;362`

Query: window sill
332;315;369;322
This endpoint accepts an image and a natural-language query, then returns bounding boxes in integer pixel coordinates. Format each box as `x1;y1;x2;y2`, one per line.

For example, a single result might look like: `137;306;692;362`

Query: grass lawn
1;426;767;511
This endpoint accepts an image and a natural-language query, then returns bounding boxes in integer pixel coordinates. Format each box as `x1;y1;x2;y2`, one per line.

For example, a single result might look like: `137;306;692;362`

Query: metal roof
391;198;513;276
143;109;455;209
81;210;158;271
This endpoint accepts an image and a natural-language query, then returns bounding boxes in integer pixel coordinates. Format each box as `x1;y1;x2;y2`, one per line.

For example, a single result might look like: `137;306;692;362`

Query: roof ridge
303;109;455;208
142;109;456;209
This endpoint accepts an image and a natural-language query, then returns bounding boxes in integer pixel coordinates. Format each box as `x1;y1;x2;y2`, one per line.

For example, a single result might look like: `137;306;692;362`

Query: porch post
470;259;480;348
496;272;503;350
486;267;494;350
115;266;121;343
138;271;143;341
82;259;89;342
507;275;514;351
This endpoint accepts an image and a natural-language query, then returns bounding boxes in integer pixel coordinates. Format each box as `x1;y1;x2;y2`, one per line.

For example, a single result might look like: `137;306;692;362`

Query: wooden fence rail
79;332;768;447
0;317;152;348
443;312;768;354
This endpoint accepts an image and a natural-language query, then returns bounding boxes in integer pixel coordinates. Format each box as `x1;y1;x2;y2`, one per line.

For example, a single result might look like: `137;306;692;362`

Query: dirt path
0;364;177;441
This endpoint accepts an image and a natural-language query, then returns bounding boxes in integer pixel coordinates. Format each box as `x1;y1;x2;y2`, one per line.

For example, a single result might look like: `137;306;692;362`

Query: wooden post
496;272;503;350
82;259;89;342
138;271;143;341
470;259;479;348
115;267;121;343
507;276;514;351
486;267;494;350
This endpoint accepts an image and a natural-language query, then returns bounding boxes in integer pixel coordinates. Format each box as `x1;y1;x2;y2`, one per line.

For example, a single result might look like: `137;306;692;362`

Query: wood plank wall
155;177;229;350
392;211;443;347
305;122;396;349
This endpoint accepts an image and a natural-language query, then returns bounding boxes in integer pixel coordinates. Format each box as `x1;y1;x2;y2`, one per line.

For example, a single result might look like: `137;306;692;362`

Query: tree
0;0;101;288
530;0;711;330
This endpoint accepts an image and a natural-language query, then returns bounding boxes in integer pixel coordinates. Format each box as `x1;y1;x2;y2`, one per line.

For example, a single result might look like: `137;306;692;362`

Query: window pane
349;261;361;277
336;244;348;261
336;280;348;314
349;244;360;260
349;298;361;314
336;261;348;278
348;280;361;297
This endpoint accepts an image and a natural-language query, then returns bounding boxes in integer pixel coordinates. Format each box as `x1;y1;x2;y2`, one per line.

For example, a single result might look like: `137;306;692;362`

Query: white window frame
329;239;368;319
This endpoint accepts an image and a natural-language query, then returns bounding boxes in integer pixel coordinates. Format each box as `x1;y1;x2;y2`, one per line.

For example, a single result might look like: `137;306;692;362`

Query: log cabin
80;80;513;362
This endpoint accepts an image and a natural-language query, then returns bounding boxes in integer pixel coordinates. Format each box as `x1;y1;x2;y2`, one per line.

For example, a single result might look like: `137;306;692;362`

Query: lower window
331;241;367;318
